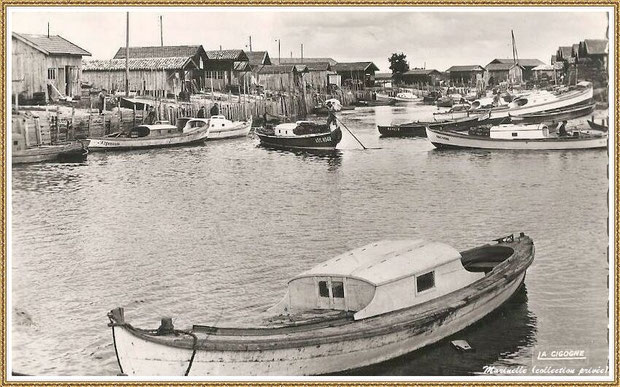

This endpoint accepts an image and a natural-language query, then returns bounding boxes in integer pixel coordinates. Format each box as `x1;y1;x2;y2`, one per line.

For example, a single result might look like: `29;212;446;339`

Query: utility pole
301;43;304;63
47;22;50;38
125;12;129;97
275;39;281;64
248;36;252;52
160;16;163;46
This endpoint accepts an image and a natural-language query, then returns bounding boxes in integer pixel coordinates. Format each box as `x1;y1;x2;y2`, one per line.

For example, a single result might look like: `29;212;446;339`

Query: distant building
205;49;249;91
401;69;442;86
12;32;91;103
532;63;562;84
83;45;208;97
331;62;379;89
246;51;272;69
578;39;608;70
485;62;524;85
374;72;393;88
257;64;309;92
445;65;485;86
270;59;332;91
487;59;544;82
279;57;338;66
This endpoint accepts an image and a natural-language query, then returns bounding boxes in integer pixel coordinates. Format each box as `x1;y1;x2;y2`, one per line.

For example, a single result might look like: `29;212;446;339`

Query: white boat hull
426;128;607;150
111;273;525;376
87;129;209;151
207;118;252;140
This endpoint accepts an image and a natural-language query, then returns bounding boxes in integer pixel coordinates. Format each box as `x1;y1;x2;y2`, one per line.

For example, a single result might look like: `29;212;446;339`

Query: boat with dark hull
256;121;342;150
587;118;609;132
13;141;88;164
108;233;534;376
509;103;595;124
378;115;483;137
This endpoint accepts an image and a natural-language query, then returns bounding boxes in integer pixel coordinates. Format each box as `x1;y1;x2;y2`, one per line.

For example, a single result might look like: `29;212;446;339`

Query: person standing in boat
197;106;206;118
326;100;337;130
210;103;220;117
144;106;157;125
558;120;569;137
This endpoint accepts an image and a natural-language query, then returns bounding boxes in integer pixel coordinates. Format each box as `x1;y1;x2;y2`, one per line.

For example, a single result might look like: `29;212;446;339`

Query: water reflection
12;164;87;194
255;145;343;169
341;284;536;376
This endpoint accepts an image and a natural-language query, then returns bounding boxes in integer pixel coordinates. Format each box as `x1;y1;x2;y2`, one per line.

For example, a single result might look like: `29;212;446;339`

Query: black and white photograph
5;5;616;381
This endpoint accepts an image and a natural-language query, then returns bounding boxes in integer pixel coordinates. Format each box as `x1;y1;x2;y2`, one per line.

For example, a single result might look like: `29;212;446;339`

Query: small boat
426;123;607;150
509;103;595;124
587;118;609;132
255;120;342;150
391;92;420;103
13;141;88;164
355;99;396;107
177;116;252;140
107;233;534;376
422;91;441;104
378;115;483;137
87;122;210;151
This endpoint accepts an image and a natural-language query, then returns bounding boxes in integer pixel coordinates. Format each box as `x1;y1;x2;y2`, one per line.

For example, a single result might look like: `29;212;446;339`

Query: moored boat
86;121;209;151
378;115;483;137
426;123;607;150
255;120;342;150
392;92;420;103
12;141;88;164
587;118;609;132
508;103;595;124
178;115;252;140
108;233;534;376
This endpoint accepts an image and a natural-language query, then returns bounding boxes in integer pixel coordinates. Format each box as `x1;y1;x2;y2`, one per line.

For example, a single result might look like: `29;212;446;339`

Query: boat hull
378;116;481;137
207;119;252;140
256;128;342;150
509;103;595;124
12;142;87;164
426;128;607;150
87;129;209;151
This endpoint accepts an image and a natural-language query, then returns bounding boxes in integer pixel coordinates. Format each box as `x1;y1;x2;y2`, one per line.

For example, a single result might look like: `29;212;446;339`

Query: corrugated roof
205;49;249;61
486;63;524;71
82;57;192;71
446;65;484;72
332;62;379;72
114;45;202;59
583;39;608;55
13;32;91;56
246;51;271;66
292;240;462;286
233;61;251;71
279;57;338;66
258;64;309;74
403;69;441;76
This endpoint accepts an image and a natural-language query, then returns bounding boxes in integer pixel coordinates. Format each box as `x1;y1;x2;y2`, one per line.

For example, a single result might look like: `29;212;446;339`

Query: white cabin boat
87;122;209;151
181;116;252;140
108;233;534;376
426;123;607;150
392;92;419;102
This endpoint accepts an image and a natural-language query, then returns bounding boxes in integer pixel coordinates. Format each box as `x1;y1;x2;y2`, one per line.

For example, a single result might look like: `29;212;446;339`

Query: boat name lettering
315;136;332;143
437;135;450;141
97;140;121;146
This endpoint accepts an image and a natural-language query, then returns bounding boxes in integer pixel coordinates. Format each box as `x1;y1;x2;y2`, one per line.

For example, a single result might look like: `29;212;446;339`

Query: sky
9;8;609;72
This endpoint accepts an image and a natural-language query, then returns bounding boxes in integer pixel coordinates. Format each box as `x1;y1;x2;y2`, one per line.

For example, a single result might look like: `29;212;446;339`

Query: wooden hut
445;65;485;86
257;64;309;92
12;32;91;103
331;62;379;89
484;62;524;85
402;69;442;86
487;58;544;82
269;59;332;91
204;49;249;91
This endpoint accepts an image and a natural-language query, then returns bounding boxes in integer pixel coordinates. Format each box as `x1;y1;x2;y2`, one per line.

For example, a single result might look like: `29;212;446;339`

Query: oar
335;116;380;150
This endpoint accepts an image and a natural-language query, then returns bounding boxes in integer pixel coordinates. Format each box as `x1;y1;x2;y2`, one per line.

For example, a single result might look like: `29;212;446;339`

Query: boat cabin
489;124;549;140
276;240;487;320
129;124;179;138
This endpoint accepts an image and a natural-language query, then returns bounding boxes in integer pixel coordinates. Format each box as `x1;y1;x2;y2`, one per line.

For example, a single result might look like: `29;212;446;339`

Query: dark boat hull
587;119;608;132
378;116;482;137
257;128;342;150
13;142;88;164
510;103;596;124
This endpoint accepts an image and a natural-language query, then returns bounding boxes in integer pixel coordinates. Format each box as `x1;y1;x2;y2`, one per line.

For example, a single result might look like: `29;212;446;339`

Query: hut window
332;281;344;298
318;281;329;298
47;68;56;80
416;271;435;293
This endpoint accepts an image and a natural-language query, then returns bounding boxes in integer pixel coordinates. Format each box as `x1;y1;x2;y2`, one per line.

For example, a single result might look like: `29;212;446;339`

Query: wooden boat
391;92;420;103
13;141;87;164
426;123;607;150
87;122;210;151
587;119;609;132
107;233;534;376
177;116;252;140
355;99;396;107
255;120;342;150
377;115;483;137
509;103;595;124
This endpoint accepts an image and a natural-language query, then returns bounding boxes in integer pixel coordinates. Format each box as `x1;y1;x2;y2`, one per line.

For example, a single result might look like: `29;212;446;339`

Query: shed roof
374;72;393;80
293;240;462;286
557;46;572;59
258;64;309;74
12;32;91;57
246;51;272;66
82;57;193;71
486;62;524;71
446;65;485;72
332;62;379;72
233;61;251;71
205;49;249;61
488;58;545;68
279;57;338;66
114;45;203;59
403;69;441;76
583;39;608;55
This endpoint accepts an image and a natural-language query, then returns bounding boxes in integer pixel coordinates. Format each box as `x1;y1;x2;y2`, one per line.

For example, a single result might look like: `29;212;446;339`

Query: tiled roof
557;46;572;60
488;58;545;68
246;51;271;66
233;61;251;71
583;39;608;55
403;69;441;76
82;57;192;71
114;45;202;59
205;49;248;61
279;57;338;66
13;32;91;56
332;62;379;72
258;64;308;74
446;65;484;72
486;63;524;71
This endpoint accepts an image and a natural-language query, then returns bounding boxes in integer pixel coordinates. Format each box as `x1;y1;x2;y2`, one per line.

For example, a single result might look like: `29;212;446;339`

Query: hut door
65;66;76;97
57;67;66;97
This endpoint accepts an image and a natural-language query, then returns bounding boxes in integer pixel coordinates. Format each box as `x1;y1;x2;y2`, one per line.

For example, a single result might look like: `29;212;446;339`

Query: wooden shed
204;49;249;91
12;32;91;103
257;64;309;92
484;62;524;85
487;58;544;81
269;59;332;91
402;69;442;86
331;62;379;89
445;65;485;86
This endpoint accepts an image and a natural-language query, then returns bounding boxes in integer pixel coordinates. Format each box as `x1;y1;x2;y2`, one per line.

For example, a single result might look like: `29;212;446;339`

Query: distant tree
389;53;410;84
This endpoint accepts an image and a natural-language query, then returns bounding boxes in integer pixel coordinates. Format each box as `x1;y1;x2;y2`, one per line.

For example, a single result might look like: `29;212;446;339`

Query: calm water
10;104;610;377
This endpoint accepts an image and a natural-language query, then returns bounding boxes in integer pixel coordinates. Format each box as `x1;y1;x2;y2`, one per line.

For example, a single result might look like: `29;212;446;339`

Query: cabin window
47;68;56;80
318;281;329;298
416;271;435;293
512;132;518;137
332;281;344;298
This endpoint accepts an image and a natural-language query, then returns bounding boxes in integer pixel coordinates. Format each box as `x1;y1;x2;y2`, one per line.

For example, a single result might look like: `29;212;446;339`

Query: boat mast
125;12;130;97
511;30;519;85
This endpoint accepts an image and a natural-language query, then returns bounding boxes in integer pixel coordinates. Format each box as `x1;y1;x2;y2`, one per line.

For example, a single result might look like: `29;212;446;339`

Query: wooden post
133;105;136;128
34;117;42;145
70;106;75;141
